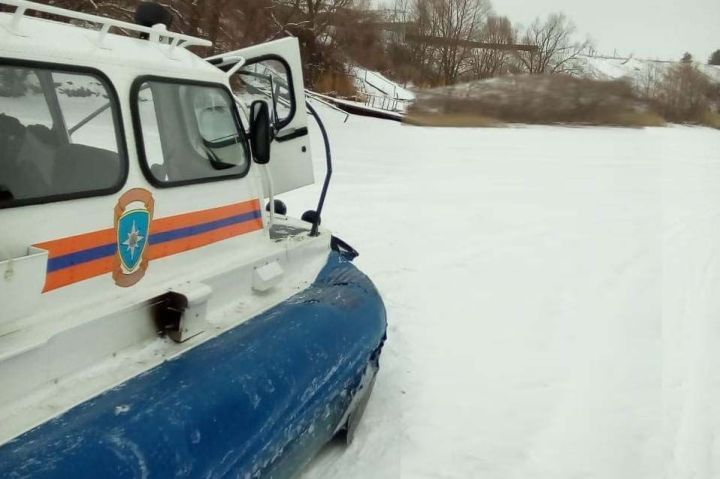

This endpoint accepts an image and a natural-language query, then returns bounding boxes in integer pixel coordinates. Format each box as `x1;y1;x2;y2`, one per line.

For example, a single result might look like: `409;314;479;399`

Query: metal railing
0;0;212;50
349;68;414;112
363;93;413;112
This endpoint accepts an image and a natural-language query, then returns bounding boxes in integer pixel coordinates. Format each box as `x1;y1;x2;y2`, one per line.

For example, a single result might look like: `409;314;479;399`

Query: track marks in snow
291;112;720;479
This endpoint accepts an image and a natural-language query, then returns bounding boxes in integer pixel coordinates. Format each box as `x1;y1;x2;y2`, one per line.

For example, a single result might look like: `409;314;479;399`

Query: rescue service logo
113;188;155;287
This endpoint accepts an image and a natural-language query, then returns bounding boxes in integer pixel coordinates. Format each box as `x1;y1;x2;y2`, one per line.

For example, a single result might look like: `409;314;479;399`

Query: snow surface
287;104;720;479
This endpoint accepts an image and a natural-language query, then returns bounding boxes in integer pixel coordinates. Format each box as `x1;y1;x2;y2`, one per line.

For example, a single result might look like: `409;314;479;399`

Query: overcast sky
491;0;719;62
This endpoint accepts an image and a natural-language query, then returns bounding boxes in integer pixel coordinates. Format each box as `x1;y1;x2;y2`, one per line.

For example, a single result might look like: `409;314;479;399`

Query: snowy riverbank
288;104;720;479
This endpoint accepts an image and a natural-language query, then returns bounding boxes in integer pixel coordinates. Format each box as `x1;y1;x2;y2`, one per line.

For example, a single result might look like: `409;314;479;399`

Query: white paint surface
290;107;720;478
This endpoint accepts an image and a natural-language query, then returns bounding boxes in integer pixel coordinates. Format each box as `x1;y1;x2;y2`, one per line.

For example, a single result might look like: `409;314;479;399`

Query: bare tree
270;0;356;84
394;0;490;85
386;0;438;85
470;15;514;79
418;0;490;84
657;63;717;122
516;13;588;75
332;6;388;72
36;0;267;54
710;49;720;66
32;0;370;88
634;62;663;100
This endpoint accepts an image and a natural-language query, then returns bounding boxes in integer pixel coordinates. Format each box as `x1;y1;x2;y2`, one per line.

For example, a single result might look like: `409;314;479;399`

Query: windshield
134;80;250;184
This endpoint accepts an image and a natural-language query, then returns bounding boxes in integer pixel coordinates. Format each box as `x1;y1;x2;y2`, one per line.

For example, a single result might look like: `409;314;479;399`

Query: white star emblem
122;221;144;260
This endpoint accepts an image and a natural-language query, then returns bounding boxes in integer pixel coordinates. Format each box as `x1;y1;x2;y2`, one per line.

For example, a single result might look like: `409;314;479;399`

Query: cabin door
208;37;314;195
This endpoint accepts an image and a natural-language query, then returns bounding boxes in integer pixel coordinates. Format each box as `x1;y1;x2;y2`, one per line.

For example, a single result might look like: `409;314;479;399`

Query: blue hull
0;250;387;478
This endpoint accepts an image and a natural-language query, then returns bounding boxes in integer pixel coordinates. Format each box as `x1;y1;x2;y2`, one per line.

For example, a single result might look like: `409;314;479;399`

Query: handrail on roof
0;0;212;49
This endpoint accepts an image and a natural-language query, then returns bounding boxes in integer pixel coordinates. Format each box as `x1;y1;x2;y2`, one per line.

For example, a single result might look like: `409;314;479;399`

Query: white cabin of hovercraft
0;0;329;445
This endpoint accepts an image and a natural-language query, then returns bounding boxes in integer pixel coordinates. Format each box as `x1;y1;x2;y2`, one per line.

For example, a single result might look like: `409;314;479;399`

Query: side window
0;64;124;208
53;73;119;153
232;58;294;128
134;80;250;185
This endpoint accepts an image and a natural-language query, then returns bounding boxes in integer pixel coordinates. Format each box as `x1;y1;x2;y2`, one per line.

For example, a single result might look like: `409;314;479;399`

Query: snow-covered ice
287;105;720;479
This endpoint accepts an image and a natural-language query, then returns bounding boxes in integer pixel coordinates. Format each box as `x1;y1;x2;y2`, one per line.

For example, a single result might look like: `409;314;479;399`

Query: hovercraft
0;1;386;477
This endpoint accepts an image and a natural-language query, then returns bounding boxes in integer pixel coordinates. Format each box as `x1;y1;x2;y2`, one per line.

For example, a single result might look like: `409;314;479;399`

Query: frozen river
286;107;720;479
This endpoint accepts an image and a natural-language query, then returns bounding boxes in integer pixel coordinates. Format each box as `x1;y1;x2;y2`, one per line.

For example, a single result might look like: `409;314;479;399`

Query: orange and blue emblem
33;191;264;292
118;212;148;269
113;188;154;287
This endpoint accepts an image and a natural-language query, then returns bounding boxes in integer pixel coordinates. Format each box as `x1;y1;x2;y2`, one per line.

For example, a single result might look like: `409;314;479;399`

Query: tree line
13;1;720;93
387;0;591;86
18;0;589;89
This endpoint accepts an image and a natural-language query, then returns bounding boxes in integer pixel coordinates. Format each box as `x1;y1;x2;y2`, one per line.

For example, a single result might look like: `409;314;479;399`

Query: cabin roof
0;6;222;82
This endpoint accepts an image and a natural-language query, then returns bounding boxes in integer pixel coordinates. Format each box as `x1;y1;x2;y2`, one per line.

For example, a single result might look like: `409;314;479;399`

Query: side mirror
249;100;272;164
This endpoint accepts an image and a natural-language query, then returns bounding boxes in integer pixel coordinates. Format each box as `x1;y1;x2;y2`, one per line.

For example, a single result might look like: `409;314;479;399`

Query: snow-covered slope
581;55;720;84
345;66;415;113
288;103;720;479
350;66;415;101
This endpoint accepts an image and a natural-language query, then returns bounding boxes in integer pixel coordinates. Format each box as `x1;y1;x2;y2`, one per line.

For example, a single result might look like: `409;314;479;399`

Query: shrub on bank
650;63;720;127
407;75;664;127
313;71;359;99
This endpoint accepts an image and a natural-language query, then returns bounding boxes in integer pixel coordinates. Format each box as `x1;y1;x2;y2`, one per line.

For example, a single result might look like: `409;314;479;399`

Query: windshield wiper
68;85;151;136
202;144;238;170
68;102;111;136
0;185;14;202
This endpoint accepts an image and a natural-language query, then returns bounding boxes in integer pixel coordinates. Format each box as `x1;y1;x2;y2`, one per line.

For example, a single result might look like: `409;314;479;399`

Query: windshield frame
234;54;296;130
130;75;252;188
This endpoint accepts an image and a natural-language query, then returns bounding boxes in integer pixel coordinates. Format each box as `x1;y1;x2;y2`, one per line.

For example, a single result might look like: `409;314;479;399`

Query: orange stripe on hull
43;219;264;292
37;200;264;292
34;199;263;259
151;199;262;234
148;219;264;260
35;229;115;259
44;257;115;292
